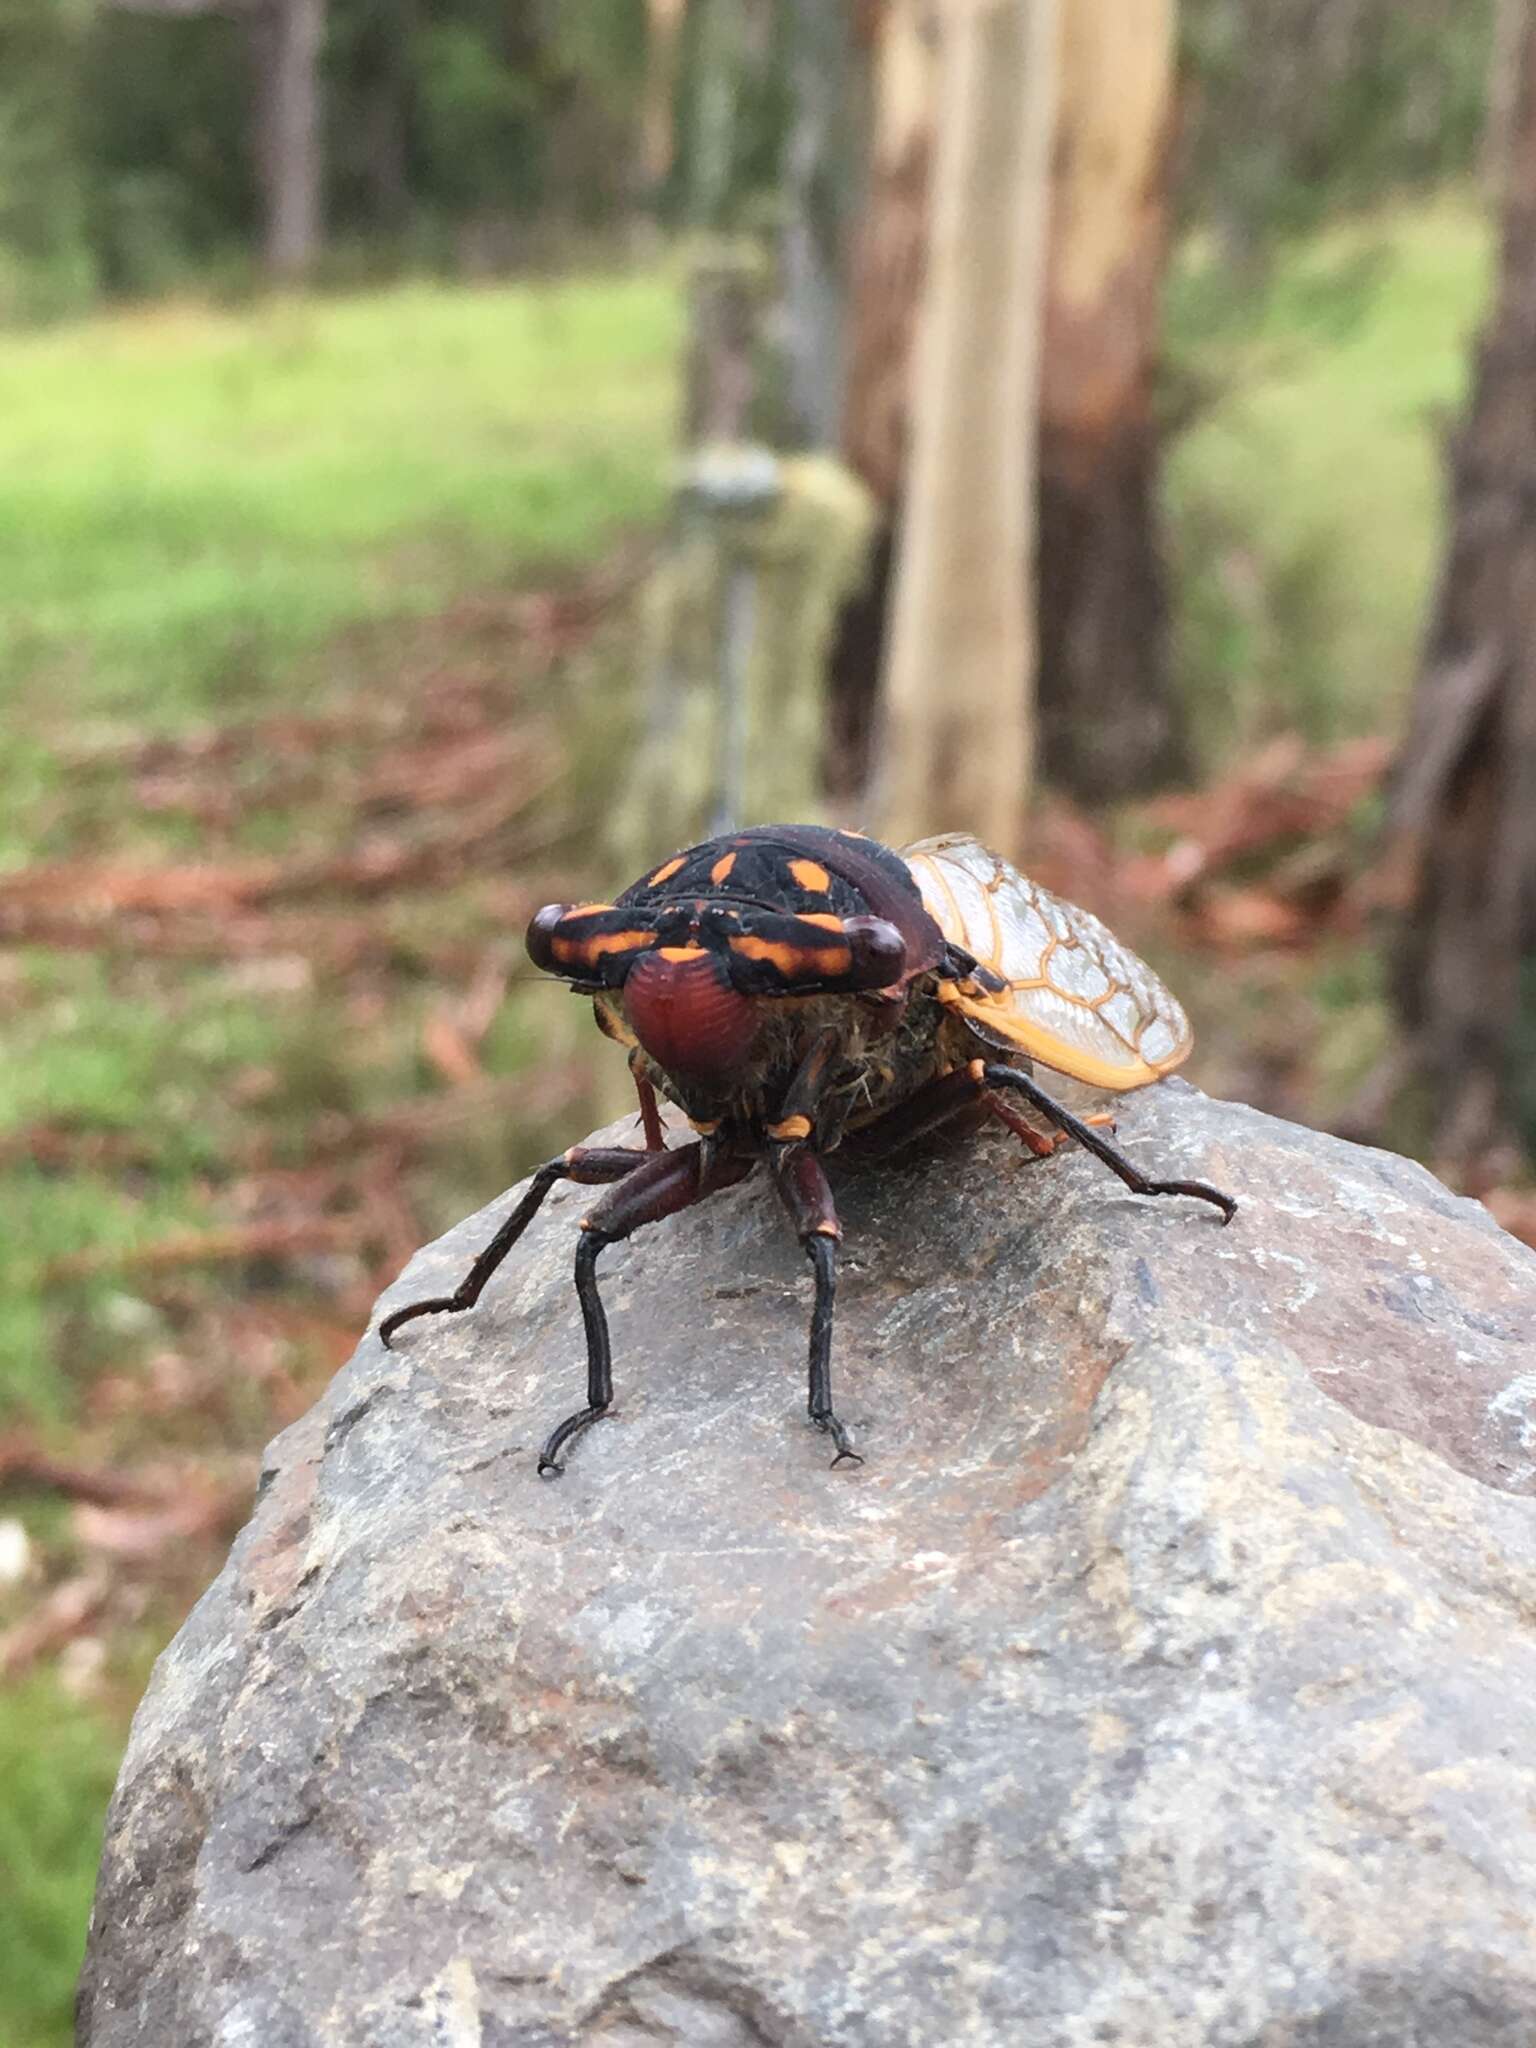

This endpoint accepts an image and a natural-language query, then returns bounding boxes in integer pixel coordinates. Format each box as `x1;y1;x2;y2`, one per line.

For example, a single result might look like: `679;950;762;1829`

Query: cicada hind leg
986;1085;1116;1159
980;1064;1236;1221
840;1058;1236;1221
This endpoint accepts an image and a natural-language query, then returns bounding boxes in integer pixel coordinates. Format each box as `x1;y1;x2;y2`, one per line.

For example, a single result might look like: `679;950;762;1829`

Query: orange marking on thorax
730;934;850;978
710;851;738;884
801;912;844;931
648;858;685;886
788;858;831;892
658;944;707;961
553;928;655;965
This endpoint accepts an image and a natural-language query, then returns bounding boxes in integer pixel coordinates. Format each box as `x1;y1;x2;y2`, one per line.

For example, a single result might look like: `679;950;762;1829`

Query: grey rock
77;1084;1536;2047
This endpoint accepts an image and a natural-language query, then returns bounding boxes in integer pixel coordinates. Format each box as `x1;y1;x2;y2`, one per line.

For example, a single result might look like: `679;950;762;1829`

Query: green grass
1169;191;1492;754
0;275;678;736
0;1676;122;2048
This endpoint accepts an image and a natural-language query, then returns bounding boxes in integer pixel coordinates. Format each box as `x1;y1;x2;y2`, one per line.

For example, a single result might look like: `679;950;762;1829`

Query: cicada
380;826;1235;1470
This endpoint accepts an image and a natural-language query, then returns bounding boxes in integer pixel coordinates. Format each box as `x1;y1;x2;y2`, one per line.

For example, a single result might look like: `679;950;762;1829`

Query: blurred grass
0;1676;121;2048
1169;191;1492;755
0;275;677;739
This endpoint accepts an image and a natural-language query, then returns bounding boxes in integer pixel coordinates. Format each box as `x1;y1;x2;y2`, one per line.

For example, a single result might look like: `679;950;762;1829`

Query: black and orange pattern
529;824;944;999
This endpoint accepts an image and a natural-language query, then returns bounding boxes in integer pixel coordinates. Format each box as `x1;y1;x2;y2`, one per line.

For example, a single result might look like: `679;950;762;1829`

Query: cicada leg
842;1060;1233;1221
838;1063;994;1162
769;1143;861;1468
981;1064;1236;1222
378;1144;655;1349
633;1068;667;1150
759;1029;863;1466
986;1091;1117;1159
539;1141;753;1475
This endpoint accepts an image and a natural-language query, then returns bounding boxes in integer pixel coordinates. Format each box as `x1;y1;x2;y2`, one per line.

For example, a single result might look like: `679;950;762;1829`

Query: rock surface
78;1083;1536;2047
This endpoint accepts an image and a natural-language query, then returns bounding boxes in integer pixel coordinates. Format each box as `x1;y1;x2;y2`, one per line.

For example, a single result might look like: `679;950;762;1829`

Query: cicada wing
901;833;1193;1093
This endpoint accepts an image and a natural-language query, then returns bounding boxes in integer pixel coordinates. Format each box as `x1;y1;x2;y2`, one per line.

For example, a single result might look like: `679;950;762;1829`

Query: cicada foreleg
632;1066;666;1150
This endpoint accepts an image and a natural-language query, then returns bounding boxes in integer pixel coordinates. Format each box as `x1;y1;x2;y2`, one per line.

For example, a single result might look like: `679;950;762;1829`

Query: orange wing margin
901;833;1194;1092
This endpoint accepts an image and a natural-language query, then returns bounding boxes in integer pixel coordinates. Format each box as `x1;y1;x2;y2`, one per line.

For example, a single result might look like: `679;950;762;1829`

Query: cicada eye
525;903;571;972
842;916;906;990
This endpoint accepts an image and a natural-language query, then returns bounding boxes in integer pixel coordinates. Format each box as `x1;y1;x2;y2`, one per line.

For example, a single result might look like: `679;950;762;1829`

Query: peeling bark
875;0;1059;855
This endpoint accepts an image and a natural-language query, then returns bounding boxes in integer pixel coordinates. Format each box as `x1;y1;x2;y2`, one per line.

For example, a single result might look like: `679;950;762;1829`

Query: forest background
0;4;1526;2043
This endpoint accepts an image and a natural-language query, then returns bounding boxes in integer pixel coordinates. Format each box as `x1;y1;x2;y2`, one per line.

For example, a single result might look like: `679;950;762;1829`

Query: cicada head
526;825;949;1091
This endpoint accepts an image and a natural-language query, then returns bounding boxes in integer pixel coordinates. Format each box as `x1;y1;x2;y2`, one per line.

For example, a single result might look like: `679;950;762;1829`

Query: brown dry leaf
1483;1187;1536;1251
0;861;280;915
0;1438;165;1508
72;1489;232;1561
1119;842;1204;906
459;945;516;1046
1139;735;1390;885
45;1215;366;1285
420;944;516;1089
421;1010;484;1088
1025;799;1117;906
0;1572;111;1679
1191;886;1311;950
0;768;556;954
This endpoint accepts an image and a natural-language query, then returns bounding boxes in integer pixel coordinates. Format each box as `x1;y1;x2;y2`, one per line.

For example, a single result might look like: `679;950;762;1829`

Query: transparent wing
901;832;1193;1092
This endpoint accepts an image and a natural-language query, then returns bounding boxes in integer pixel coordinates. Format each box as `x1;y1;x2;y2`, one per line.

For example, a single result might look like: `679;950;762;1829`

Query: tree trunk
251;0;325;282
690;0;742;229
828;0;938;802
1387;0;1536;1169
361;0;412;234
874;0;1059;856
638;0;688;215
1485;0;1527;202
1035;0;1189;800
841;0;938;510
778;0;864;452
